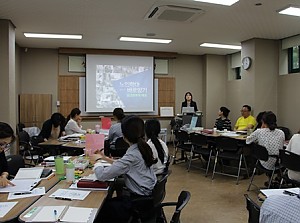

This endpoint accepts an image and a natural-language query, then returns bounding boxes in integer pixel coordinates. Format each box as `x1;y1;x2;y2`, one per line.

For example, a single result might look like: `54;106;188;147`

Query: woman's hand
0;174;14;187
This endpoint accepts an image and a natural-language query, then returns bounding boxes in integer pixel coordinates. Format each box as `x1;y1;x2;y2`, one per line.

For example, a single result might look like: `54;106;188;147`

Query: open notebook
23;206;97;223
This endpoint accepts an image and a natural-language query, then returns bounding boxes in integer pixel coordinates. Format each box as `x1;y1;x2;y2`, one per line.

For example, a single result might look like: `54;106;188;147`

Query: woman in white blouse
246;111;285;170
145;119;169;175
65;108;86;135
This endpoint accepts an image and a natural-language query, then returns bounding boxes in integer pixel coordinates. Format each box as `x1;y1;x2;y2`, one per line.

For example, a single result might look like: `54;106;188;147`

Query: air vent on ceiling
145;5;205;23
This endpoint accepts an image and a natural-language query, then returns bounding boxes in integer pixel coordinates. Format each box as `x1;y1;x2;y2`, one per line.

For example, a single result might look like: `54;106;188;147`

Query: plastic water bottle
65;162;75;182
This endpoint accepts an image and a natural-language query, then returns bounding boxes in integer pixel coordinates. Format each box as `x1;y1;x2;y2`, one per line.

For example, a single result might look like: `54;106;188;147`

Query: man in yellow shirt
234;105;256;131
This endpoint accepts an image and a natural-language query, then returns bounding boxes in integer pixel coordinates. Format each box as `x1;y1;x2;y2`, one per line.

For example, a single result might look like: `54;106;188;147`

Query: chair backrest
250;143;269;161
153;171;170;207
115;137;129;150
216;137;239;152
277;126;291;140
6;155;25;177
244;194;260;223
191;133;207;147
175;130;190;143
170;191;191;223
279;149;300;172
18;130;30;143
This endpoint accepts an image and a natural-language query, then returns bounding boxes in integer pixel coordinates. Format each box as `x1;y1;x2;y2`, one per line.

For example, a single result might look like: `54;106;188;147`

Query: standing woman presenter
181;91;198;112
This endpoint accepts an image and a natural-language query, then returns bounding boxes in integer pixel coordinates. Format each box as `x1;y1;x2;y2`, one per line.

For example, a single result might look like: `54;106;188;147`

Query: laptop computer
182;107;195;114
190;116;198;129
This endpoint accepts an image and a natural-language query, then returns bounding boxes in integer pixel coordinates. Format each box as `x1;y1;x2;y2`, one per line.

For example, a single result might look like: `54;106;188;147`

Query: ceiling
1;0;300;55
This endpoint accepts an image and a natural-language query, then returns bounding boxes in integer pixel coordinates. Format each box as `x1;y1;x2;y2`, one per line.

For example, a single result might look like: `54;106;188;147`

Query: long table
0;176;60;223
19;172;107;223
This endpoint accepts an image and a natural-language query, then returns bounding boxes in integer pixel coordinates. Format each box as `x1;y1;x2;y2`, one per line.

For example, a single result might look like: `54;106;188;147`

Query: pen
54;209;58;222
13;192;32;195
283;190;298;196
55;197;72;201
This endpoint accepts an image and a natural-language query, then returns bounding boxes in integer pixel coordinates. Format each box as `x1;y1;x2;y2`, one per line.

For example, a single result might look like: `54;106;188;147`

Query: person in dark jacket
0;122;15;187
181;92;198;112
39;113;66;141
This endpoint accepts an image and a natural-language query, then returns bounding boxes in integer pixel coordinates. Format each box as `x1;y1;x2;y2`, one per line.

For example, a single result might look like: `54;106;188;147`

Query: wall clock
242;57;252;70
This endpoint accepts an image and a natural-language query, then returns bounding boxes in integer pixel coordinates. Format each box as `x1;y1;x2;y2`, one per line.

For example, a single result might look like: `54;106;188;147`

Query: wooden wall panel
157;77;175;116
58;76;79;117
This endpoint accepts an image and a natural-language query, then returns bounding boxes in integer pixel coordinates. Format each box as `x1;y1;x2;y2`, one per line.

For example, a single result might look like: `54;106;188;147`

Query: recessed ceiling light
24;33;82;39
200;43;242;50
119;37;172;44
278;6;300;17
193;0;239;6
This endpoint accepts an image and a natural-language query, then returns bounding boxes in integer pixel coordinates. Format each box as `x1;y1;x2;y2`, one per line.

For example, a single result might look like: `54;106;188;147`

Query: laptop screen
190;116;198;128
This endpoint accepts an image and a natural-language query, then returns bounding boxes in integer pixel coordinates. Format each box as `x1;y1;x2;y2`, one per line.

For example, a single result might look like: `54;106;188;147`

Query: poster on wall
69;56;86;72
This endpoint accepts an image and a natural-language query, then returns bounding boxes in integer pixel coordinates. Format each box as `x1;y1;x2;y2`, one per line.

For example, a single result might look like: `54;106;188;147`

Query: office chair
188;133;214;176
247;143;281;191
279;149;300;187
212;137;249;184
128;171;170;223
173;130;192;164
18;130;40;164
159;190;191;223
244;194;260;223
6;155;25;178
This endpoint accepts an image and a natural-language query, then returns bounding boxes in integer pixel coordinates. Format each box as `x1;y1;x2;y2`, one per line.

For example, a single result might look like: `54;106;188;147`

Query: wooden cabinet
19;94;52;129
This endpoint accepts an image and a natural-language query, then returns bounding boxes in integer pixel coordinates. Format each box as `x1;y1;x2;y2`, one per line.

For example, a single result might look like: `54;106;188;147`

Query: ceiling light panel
193;0;239;6
24;33;82;39
278;6;300;17
119;37;172;44
200;43;241;50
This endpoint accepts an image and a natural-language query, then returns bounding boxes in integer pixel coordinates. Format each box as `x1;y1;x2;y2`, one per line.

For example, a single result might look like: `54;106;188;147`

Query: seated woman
181;92;198;113
39;113;66;141
214;106;232;131
145;119;169;175
0;122;15;187
65;108;86;135
91;116;157;223
108;108;125;149
286;130;300;181
246;111;285;174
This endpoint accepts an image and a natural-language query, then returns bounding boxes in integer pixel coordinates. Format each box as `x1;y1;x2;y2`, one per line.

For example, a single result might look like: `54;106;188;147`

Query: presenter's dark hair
113;108;125;121
184;92;193;102
121;116;157;167
145;119;165;164
66;108;81;123
220;107;230;118
243;105;251;111
262;111;277;131
0;122;15;141
51;113;65;128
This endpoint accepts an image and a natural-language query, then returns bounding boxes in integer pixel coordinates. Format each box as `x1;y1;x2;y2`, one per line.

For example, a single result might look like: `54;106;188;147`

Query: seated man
234;105;256;131
260;195;300;222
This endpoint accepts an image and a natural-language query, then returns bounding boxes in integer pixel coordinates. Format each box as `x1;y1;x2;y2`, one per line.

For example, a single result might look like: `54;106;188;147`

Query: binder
23;206;97;223
77;179;109;189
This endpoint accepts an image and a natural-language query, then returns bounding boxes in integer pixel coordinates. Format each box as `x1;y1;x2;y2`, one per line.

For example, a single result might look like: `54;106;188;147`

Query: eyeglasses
0;143;11;151
241;110;249;113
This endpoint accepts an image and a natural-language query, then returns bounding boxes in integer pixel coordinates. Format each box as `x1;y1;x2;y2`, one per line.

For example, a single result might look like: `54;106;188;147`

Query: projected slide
86;55;154;112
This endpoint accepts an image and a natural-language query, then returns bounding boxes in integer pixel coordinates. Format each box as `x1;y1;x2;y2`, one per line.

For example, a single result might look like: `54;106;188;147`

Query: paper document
43;156;71;162
221;132;241;137
49;189;90;200
260;187;299;197
0;179;40;193
0;202;18;218
60;134;83;140
25;206;95;223
7;187;45;200
60;206;93;223
14;167;44;179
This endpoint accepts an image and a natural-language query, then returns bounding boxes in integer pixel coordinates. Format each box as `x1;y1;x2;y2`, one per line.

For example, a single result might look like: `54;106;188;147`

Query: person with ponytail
65;108;86;135
91;116;157;223
246;111;285;170
145;119;169;175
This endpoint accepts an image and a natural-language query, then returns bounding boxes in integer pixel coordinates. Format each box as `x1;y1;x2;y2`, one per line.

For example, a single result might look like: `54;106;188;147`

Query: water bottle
65;162;75;182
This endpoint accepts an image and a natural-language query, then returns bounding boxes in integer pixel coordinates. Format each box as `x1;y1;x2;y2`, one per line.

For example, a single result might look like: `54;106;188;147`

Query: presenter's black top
181;101;198;112
0;151;8;175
